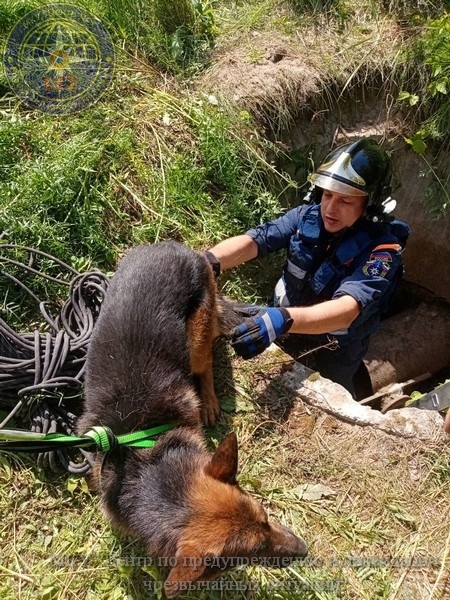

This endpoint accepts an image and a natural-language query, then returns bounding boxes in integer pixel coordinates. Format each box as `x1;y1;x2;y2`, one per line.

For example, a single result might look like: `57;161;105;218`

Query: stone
280;357;447;442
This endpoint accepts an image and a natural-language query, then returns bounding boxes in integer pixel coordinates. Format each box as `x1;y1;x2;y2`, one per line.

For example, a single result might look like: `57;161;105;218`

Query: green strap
116;424;175;448
84;426;114;452
0;423;175;453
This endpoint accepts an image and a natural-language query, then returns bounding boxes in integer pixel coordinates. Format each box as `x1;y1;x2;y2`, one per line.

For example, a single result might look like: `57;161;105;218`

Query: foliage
0;0;217;75
396;14;450;214
96;0;217;73
288;0;341;10
400;15;450;148
153;0;217;68
0;76;286;321
286;0;347;26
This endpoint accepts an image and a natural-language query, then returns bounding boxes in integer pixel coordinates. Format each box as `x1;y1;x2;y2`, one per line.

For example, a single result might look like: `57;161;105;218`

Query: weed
94;0;217;74
288;0;342;15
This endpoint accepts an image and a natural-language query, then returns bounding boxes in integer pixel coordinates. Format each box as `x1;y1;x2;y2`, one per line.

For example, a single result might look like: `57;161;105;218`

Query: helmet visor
311;173;368;197
310;149;369;197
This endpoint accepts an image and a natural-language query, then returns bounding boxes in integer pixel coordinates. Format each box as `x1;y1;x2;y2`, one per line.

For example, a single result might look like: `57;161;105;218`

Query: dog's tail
217;296;261;337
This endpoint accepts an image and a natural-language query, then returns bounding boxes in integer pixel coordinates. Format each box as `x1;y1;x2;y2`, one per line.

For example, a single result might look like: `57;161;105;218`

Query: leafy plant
397;15;450;215
400;15;450;147
154;0;217;67
288;0;341;12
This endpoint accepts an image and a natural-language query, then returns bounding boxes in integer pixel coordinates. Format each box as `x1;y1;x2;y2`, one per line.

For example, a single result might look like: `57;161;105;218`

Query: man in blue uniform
205;138;411;398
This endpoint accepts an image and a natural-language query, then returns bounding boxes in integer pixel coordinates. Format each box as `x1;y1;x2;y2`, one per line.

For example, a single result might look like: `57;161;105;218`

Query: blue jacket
246;203;410;346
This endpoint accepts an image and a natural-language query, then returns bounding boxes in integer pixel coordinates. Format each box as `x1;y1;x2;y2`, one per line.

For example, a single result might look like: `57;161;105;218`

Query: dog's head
163;432;308;598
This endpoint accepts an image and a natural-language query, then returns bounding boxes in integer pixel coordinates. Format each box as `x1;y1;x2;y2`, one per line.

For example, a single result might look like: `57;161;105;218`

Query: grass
0;59;288;319
1;350;450;599
0;0;449;598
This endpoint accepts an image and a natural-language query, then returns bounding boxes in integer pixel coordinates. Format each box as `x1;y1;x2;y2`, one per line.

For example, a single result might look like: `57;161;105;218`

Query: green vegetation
96;0;217;73
1;351;450;600
400;15;450;145
0;0;449;599
0;93;283;266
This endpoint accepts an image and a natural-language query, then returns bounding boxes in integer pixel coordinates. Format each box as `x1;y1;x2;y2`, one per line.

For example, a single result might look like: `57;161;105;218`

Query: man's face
320;188;367;233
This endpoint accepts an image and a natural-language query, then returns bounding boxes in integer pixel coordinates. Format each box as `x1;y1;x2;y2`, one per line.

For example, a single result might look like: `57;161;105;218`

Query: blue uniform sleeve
245;206;306;257
333;246;403;311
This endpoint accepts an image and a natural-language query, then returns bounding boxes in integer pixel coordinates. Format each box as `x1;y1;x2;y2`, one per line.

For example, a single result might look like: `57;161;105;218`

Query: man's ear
204;432;238;484
164;542;206;599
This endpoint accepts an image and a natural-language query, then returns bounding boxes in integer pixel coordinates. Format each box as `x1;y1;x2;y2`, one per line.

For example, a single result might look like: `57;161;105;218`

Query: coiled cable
0;244;110;475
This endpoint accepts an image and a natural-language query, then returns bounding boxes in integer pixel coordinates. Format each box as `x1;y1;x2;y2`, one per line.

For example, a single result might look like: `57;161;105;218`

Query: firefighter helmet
308;138;395;220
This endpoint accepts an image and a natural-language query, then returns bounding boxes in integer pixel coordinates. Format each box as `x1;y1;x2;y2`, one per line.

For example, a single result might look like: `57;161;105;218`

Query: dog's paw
201;394;220;427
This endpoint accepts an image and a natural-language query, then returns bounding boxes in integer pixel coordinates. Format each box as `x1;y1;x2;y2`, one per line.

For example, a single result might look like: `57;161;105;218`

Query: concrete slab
276;348;447;442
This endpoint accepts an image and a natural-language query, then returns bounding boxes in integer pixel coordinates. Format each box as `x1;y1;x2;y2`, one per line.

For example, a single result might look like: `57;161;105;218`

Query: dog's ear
164;542;206;599
204;432;238;484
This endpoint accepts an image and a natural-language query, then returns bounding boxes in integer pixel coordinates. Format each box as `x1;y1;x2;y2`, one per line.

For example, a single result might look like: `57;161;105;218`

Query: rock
281;358;447;441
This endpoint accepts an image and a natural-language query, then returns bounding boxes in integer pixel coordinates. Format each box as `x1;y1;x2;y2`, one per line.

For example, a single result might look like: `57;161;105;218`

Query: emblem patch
4;4;114;114
368;251;392;264
362;257;391;278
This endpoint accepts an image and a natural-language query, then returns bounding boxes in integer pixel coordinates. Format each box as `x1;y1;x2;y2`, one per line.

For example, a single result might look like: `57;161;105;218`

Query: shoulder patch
362;244;400;278
362;257;391;278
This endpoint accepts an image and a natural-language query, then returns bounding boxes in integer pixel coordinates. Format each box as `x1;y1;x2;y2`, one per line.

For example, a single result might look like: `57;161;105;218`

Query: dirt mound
199;33;322;130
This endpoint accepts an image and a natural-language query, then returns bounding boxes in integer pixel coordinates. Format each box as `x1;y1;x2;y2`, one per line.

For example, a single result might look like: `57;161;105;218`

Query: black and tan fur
77;241;307;598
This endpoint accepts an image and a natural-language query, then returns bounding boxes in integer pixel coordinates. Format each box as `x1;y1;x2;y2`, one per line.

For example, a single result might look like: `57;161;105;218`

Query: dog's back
78;242;213;434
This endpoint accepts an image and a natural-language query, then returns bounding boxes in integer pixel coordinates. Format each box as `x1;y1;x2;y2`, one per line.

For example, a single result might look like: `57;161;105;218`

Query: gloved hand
203;250;221;279
230;307;293;359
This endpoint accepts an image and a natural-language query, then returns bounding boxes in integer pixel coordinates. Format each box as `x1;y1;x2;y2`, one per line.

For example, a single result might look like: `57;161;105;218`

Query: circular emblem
4;4;114;114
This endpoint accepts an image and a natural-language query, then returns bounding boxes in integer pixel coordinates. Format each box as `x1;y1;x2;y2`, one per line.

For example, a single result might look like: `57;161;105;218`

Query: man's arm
230;295;361;360
207;206;302;273
208;235;258;271
286;295;361;335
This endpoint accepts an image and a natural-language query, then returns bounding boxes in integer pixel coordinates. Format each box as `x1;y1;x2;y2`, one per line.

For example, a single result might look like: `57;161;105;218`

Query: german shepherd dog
77;241;307;598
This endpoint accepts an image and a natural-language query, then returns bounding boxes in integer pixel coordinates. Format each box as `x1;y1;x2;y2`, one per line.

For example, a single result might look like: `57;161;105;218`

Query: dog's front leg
197;361;220;427
187;302;221;427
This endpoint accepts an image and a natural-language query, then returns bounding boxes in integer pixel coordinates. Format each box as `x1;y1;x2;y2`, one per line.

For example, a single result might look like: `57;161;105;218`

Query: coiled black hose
0;244;110;475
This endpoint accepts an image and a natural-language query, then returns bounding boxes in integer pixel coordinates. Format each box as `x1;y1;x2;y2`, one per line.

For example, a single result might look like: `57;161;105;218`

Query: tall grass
380;0;446;18
94;0;217;73
288;0;341;13
0;0;217;75
0;78;287;321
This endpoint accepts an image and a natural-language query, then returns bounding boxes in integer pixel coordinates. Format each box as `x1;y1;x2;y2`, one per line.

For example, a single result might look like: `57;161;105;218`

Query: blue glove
230;307;293;359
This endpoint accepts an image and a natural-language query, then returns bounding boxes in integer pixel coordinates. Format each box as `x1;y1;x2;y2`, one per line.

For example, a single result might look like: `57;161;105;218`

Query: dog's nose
271;522;308;558
285;530;308;559
295;537;308;558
